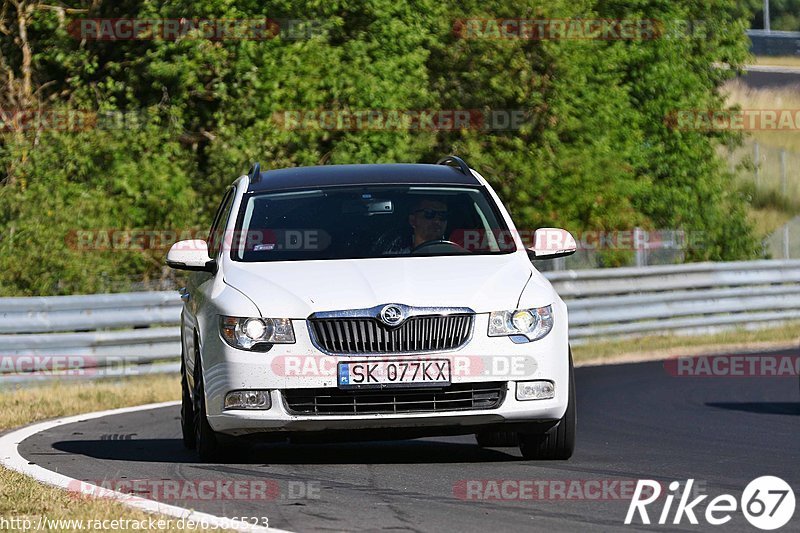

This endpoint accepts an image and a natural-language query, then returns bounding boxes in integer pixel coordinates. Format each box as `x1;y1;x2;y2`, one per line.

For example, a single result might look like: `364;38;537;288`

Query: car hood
223;254;550;317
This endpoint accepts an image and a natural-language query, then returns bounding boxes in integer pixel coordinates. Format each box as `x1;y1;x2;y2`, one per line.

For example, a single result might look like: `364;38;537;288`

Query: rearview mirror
526;228;577;260
341;198;394;215
166;240;217;273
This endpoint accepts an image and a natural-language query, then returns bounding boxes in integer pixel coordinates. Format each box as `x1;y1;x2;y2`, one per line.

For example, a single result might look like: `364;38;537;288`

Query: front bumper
210;381;564;436
200;312;570;436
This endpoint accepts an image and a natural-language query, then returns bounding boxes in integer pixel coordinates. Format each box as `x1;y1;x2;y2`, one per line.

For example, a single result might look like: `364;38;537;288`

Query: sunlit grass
0;374;212;532
0;374;178;430
747;206;794;238
752;56;800;68
573;321;800;364
721;80;800;241
724;80;800;154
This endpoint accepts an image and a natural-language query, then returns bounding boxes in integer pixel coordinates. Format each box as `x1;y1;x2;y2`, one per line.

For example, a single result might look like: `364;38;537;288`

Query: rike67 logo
625;477;795;530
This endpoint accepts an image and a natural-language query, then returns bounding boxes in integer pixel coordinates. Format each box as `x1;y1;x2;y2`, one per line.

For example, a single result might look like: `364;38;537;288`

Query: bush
0;0;760;295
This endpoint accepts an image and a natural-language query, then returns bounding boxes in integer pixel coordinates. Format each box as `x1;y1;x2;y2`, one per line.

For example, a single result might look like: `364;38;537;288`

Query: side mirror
526;228;577;260
166;240;217;273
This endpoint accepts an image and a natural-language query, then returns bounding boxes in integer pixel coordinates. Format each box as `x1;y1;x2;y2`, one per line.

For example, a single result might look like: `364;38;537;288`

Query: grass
0;374;178;429
572;321;800;364
0;374;215;532
720;79;800;243
747;206;794;238
723;80;800;154
752;55;800;68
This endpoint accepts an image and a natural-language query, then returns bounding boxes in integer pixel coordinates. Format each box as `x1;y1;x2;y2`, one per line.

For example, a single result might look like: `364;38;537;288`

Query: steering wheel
411;239;470;254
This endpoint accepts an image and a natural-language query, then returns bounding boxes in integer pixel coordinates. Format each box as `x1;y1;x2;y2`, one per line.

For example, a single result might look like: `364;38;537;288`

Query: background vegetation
741;0;800;31
0;0;763;295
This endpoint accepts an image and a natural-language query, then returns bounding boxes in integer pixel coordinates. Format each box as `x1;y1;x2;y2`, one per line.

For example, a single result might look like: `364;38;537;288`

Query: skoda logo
380;305;404;326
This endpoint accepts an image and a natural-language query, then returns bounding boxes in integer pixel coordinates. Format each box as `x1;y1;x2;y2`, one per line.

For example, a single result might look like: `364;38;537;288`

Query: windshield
232;185;517;262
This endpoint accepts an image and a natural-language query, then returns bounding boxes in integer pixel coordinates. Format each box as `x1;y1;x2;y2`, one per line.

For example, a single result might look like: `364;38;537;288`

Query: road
741;65;800;89
18;351;800;532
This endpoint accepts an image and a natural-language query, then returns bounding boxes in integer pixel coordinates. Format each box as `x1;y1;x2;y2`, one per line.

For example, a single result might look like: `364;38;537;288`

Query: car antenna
248;162;261;184
436;155;471;176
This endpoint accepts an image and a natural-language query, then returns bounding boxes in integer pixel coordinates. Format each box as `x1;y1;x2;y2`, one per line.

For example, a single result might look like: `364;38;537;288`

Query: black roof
246;163;481;192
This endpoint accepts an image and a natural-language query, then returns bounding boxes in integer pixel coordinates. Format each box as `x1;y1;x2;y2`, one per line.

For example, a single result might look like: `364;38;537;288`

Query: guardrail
546;260;800;343
1;260;798;375
0;292;182;374
747;29;800;56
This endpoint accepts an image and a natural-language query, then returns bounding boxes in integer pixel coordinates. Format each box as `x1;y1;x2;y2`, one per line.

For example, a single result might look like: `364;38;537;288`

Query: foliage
0;0;759;295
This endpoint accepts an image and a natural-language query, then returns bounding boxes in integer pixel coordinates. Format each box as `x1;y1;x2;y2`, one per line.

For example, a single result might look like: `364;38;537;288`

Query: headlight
488;305;554;341
220;316;295;351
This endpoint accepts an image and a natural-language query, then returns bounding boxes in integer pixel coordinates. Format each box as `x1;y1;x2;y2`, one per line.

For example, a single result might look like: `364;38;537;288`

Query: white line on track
0;401;294;533
744;64;800;74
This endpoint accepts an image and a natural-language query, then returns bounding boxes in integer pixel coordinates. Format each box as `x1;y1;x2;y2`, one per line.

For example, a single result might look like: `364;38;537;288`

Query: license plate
337;359;451;389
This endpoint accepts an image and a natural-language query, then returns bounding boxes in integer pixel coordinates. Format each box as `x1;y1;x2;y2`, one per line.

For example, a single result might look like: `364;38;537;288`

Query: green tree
0;0;760;295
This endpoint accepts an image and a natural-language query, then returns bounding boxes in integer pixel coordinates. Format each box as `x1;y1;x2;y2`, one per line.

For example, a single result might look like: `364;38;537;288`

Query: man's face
409;199;448;243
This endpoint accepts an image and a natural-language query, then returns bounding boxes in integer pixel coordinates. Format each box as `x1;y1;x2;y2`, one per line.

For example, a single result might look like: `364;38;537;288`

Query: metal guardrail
0;292;182;374
747;29;800;56
0;292;181;334
1;260;798;375
547;260;800;342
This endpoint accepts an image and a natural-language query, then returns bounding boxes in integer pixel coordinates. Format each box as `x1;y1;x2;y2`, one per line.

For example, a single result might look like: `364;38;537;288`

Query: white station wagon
167;156;577;461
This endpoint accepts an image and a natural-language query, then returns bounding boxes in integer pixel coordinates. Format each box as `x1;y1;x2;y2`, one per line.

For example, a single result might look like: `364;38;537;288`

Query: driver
382;197;449;254
410;198;449;248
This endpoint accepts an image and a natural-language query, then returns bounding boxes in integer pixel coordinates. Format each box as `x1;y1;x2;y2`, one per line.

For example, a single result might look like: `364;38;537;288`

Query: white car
167;156;577;461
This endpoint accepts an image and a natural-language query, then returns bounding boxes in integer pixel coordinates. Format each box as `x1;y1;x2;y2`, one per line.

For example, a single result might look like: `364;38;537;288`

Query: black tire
180;351;196;449
518;351;576;460
192;350;222;462
475;431;519;447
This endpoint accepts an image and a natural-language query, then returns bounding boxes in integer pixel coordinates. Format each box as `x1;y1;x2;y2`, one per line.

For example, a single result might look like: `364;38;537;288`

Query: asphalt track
741;68;800;89
18;352;800;532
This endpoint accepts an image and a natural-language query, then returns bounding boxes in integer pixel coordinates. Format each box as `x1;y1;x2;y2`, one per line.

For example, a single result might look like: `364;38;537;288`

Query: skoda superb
167;156;577;461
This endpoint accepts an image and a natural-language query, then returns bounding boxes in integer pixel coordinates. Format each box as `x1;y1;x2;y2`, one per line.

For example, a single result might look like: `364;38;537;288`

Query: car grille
283;382;506;415
308;314;473;354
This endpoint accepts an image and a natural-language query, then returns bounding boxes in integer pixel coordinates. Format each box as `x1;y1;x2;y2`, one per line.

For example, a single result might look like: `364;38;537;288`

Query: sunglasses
414;209;448;221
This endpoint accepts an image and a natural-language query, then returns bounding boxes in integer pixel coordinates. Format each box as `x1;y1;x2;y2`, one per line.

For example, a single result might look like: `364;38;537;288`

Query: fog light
516;380;555;401
224;390;271;410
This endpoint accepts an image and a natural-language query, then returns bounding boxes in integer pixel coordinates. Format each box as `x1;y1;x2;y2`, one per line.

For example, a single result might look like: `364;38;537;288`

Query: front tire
518;351;576;460
192;350;222;462
180;350;196;449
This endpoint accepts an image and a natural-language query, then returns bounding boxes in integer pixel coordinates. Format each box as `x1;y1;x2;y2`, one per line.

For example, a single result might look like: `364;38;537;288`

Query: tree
0;0;759;295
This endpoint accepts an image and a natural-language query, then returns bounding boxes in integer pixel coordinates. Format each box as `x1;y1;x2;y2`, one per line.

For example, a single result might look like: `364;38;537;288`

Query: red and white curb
0;401;293;533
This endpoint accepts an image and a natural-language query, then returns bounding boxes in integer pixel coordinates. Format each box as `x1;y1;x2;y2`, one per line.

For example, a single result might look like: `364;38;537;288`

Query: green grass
573;321;800;364
0;375;218;532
